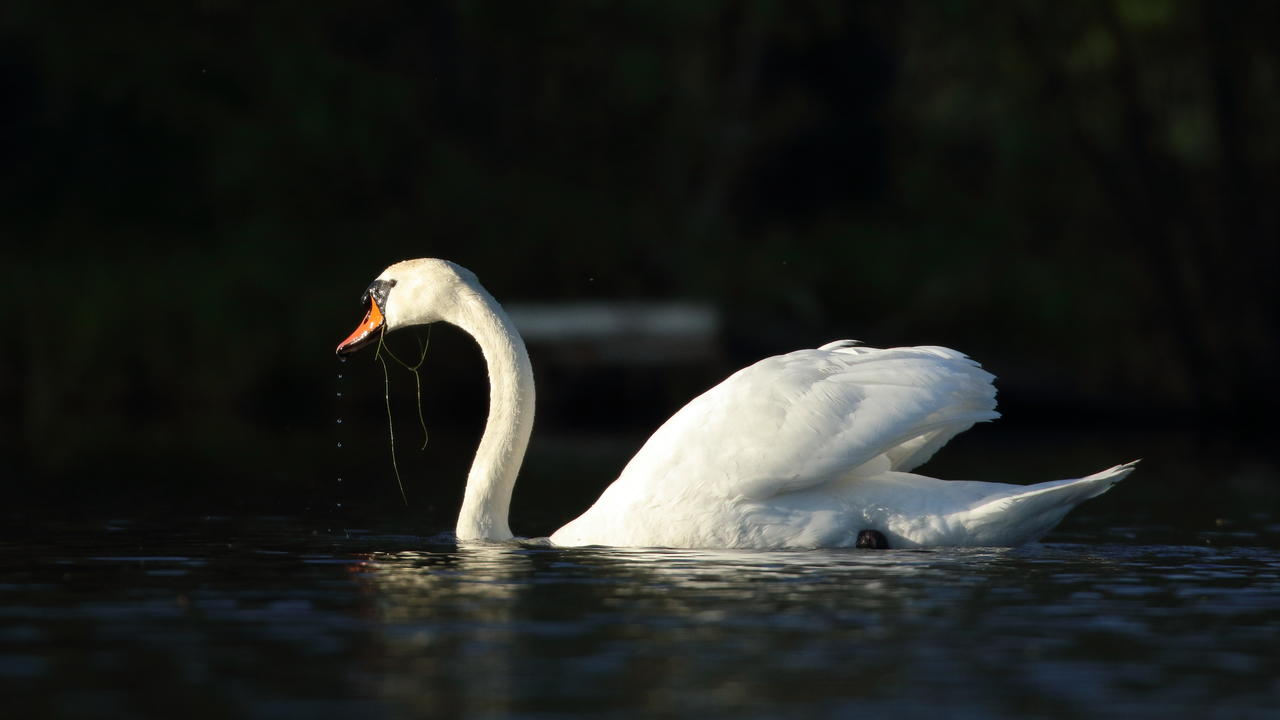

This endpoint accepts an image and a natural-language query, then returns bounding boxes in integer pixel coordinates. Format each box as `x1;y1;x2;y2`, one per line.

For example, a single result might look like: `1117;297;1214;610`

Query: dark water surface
3;516;1278;719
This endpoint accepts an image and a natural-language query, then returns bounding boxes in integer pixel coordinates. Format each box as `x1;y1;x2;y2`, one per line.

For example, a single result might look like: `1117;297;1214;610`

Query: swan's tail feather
960;460;1139;545
1073;459;1140;494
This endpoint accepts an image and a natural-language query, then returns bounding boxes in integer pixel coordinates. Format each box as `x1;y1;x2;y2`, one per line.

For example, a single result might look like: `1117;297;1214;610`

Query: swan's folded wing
613;344;999;502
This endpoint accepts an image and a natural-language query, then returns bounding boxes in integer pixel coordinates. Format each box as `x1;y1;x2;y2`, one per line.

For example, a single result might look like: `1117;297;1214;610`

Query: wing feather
608;343;998;504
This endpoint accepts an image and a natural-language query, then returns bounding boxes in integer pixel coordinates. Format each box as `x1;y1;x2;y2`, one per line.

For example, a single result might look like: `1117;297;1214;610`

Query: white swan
336;258;1136;549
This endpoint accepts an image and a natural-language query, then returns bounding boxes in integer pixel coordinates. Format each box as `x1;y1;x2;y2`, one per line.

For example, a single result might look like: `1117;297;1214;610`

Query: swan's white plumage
550;343;1000;546
341;259;1136;549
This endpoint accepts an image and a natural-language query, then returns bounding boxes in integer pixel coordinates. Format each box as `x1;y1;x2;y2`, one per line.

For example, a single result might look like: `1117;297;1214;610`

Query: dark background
4;1;1277;534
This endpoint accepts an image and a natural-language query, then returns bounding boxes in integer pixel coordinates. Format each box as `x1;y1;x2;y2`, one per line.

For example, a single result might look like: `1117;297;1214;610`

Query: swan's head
335;258;479;355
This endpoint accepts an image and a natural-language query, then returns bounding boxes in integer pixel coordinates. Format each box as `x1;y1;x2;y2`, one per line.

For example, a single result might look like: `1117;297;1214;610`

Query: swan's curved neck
446;283;535;541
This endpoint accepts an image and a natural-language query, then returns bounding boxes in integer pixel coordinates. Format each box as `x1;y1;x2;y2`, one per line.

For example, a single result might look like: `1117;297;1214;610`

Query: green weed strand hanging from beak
374;330;409;507
379;325;431;448
373;325;432;507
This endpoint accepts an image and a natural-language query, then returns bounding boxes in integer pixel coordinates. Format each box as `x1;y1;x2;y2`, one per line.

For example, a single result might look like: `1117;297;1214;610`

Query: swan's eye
362;278;397;316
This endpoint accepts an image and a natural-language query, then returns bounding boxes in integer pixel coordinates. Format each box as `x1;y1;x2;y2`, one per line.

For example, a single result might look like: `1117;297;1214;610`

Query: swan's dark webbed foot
856;530;889;549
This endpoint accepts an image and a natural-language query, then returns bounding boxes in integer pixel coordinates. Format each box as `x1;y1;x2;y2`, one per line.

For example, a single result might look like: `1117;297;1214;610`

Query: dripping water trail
333;358;349;535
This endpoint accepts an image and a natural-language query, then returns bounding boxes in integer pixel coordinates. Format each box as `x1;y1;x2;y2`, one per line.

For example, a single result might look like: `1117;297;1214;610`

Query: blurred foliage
1;0;1276;511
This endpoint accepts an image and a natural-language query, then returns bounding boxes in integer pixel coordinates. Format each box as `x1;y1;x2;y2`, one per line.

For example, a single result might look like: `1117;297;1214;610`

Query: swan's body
337;259;1135;549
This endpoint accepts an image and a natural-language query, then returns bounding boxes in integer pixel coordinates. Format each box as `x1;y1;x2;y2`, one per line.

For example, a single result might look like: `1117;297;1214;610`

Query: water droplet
337;373;344;380
337;477;343;483
336;418;343;425
336;502;343;508
336;392;343;398
338;355;348;364
336;441;343;448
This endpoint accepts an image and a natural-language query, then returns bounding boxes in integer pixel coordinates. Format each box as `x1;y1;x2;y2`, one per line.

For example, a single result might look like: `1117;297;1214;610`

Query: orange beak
336;299;385;356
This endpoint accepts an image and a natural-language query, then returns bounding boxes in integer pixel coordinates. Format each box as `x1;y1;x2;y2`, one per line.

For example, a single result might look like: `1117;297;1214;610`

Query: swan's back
550;342;1002;547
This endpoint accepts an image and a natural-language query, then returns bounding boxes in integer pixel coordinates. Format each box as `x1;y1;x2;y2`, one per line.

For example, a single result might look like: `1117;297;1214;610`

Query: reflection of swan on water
337;259;1137;549
361;543;538;611
354;543;535;717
